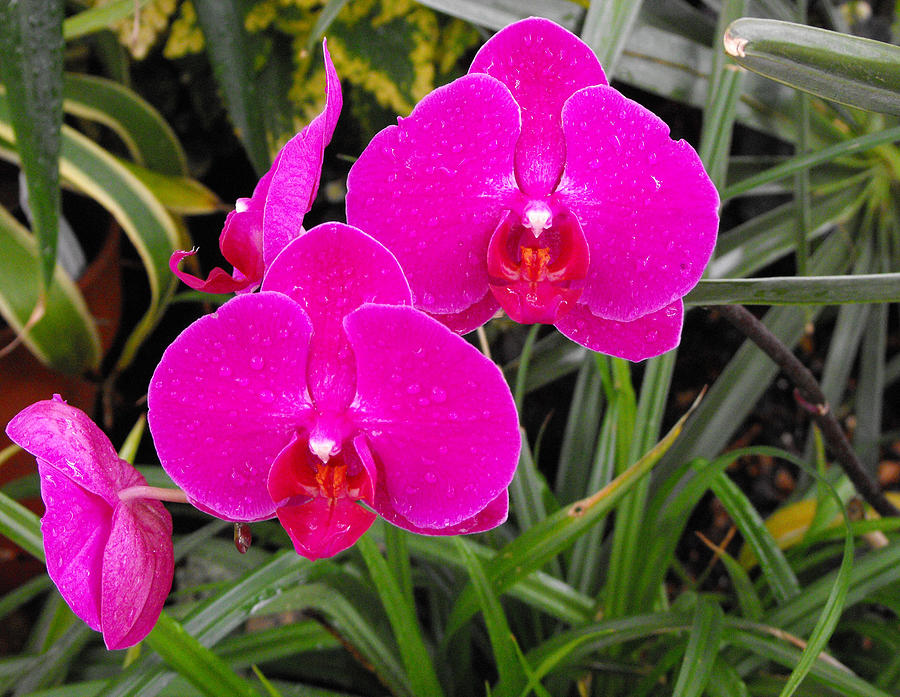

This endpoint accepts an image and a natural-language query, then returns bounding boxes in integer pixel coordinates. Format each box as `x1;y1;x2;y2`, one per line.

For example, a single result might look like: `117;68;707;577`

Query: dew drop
425;472;437;484
219;366;232;377
407;383;421;395
250;356;264;370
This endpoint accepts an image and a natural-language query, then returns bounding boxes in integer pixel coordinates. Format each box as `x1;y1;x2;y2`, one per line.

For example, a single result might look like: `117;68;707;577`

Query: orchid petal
470;17;606;197
37;458;108;632
100;500;173;649
262;223;411;412
346;74;520;316
555;300;684;362
7;397;126;503
379;489;508;536
557;85;719;322
347;304;519;529
148;292;314;521
263;40;342;264
429;291;500;335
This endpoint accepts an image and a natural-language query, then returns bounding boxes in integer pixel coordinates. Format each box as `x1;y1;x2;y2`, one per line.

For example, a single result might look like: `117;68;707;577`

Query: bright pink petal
37;458;108;632
263;40;342;264
557;86;719;322
346;74;520;316
6;398;131;503
378;489;508;535
100;500;173;649
470;17;607;197
148;292;315;522
554;300;684;361
262;223;411;413
429;291;500;335
346;304;519;529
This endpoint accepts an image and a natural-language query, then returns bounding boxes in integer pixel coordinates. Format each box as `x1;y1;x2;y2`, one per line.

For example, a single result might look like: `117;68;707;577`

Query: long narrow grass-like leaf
62;0;153;40
699;0;747;188
0;0;64;289
251;580;410;697
729;629;891;697
446;395;700;637
452;537;525;697
658;232;849;479
104;552;308;697
0;204;101;373
709;181;866;279
192;0;272;175
411;0;583;31
63;74;186;175
509;431;554;532
711;470;801;604
356;535;444;697
0;490;43;562
721;124;900;200
685;272;900;305
554;353;603;503
144;613;263;697
672;596;724;697
724;18;900;115
581;0;645;79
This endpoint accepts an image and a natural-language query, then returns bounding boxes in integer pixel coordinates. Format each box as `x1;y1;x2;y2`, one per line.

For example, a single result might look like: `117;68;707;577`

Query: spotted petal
262;223;411;413
470;17;607;197
347;304;519;529
148;293;314;521
554;300;684;361
557;85;719;322
346;73;520;316
263;40;342;264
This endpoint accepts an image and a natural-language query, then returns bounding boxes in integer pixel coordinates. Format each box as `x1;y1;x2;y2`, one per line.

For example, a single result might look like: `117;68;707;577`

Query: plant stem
716;304;899;518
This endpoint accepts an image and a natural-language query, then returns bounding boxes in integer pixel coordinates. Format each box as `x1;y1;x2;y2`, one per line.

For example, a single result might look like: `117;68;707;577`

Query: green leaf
104;552;308;697
63;73;187;175
0;204;102;373
252;580;411;697
724;18;900;115
446;395;700;637
685;272;900;305
581;0;645;79
452;537;525;697
671;596;724;697
721;124;900;200
356;535;445;697
411;0;583;32
0;0;64;289
0;489;44;562
118;159;222;215
63;0;154;41
710;468;801;604
144;613;263;697
192;0;271;175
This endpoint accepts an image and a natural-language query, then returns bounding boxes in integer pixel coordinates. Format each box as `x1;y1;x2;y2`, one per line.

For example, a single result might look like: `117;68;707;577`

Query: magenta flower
170;40;342;293
148;223;520;559
5;397;174;650
346;17;719;360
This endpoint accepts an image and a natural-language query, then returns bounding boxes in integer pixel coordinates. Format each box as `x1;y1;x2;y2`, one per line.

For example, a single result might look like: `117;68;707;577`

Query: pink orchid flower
148;223;520;560
170;39;342;293
346;17;719;361
6;397;174;650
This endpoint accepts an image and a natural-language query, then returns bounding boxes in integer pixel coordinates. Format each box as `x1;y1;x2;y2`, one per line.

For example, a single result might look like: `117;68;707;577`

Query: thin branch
716;304;899;518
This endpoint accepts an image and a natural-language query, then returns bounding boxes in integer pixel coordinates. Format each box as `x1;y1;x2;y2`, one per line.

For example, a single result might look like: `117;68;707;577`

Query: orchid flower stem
118;485;189;505
716;304;899;518
476;325;492;361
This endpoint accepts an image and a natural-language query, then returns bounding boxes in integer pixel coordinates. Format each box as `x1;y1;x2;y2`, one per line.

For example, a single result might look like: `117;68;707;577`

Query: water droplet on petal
425;472;437;484
250;356;264;370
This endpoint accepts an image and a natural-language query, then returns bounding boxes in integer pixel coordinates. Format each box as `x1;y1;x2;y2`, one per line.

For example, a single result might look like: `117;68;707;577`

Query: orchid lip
486;206;590;324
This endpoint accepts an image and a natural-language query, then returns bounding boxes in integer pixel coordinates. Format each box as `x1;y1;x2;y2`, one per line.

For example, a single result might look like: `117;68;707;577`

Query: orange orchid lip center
487;203;590;324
